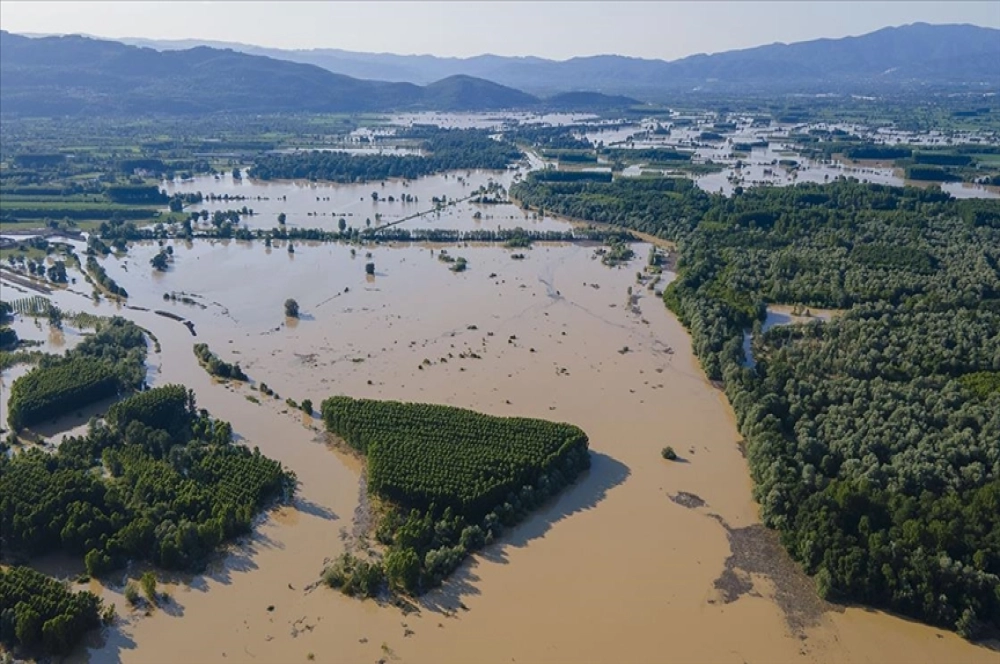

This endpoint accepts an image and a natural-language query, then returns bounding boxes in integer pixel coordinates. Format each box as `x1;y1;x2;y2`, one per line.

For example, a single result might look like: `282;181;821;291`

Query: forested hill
0;32;600;116
115;23;1000;97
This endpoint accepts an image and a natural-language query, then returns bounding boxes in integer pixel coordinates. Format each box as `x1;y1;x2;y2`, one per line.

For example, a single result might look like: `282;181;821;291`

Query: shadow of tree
28;394;118;440
417;451;630;615
293;497;338;521
156;594;185;618
183;527;285;591
78;620;138;664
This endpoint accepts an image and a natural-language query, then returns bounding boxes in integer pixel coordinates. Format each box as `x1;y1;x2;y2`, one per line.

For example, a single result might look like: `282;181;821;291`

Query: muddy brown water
163;164;569;234
2;183;995;664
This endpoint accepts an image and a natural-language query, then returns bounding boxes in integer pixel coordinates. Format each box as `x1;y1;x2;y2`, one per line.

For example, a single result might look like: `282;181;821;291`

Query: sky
1;1;998;61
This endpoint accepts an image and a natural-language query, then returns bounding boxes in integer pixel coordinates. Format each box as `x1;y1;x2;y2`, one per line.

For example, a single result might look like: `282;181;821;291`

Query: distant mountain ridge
0;31;636;116
111;23;1000;98
3;23;997;117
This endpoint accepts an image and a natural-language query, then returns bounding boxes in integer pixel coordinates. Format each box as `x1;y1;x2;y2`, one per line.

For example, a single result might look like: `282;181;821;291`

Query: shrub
139;571;157;603
124;582;141;606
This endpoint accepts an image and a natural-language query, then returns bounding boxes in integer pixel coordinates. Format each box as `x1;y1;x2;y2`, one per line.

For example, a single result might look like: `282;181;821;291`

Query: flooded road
3;177;996;664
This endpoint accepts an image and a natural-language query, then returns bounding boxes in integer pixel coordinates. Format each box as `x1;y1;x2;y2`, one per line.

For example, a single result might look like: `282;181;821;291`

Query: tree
41;613;73;654
232;168;242;179
47;260;67;283
301;399;313;414
47;304;63;330
284;299;299;318
0;326;18;350
661;446;677;461
384;547;420;594
85;548;110;577
365;262;375;276
339;218;347;232
150;250;169;272
15;605;42;648
278;212;286;225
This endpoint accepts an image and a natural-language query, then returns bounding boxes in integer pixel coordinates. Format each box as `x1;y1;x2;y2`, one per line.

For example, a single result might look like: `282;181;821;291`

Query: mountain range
113;23;1000;98
2;23;998;117
0;31;579;116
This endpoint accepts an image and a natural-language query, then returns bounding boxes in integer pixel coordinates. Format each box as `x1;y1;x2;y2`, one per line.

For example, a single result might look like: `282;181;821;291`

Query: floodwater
0;278;89;437
579;116;1000;199
163;169;571;233
390;111;598;130
2;180;996;664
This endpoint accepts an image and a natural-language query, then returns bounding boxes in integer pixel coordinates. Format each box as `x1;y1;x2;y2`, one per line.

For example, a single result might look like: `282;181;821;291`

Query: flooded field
390;111;598;130
575;115;1000;199
164;167;570;233
3;173;997;664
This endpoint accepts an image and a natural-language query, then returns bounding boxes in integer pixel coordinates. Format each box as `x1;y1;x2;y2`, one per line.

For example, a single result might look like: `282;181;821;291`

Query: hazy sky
2;1;998;60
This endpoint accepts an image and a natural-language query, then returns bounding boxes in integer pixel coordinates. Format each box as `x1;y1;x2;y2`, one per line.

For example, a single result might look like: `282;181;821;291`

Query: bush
124;582;140;606
323;553;384;598
661;446;677;461
284;298;299;318
140;571;157;603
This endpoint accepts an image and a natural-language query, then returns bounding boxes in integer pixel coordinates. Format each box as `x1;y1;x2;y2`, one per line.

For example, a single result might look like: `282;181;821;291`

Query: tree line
249;128;522;183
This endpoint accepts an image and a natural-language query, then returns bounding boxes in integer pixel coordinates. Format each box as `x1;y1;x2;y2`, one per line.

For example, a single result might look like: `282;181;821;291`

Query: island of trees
510;173;1000;639
193;343;248;381
319;397;590;596
249;127;522;183
6;316;147;430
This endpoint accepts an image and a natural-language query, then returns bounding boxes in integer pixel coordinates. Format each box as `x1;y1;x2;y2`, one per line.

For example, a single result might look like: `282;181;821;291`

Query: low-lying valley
2;42;1000;664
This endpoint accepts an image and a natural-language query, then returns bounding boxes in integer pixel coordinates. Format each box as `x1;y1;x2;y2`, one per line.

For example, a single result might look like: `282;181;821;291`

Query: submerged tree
284;298;299;318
